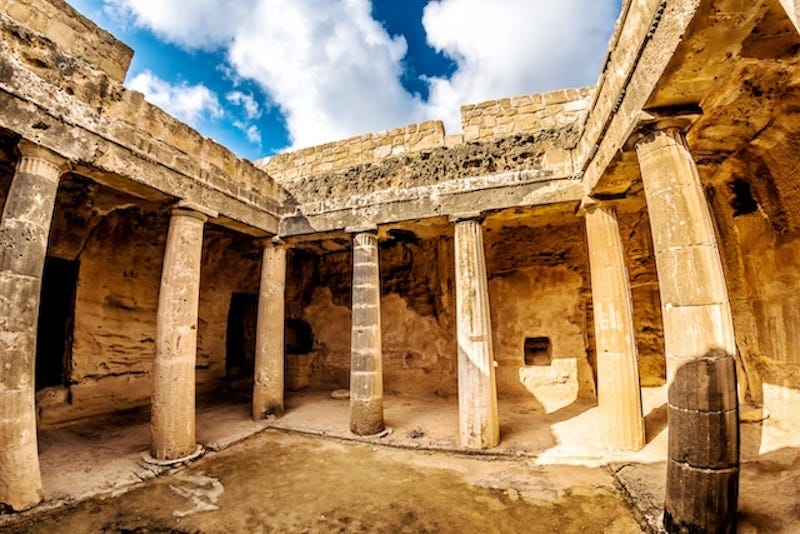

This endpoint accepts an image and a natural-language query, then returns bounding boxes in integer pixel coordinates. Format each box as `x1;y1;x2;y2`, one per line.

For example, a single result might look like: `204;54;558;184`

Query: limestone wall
704;150;800;421
460;87;592;142
261;88;589;231
619;207;665;386
285;216;599;407
285;237;459;397
0;5;282;233
37;206;261;425
263;121;446;181
0;0;133;82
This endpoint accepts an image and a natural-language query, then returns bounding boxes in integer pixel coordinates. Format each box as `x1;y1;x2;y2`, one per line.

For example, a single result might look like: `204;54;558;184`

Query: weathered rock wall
619;207;666;387
261;90;590;222
460;87;591;142
0;7;282;233
197;229;261;384
0;0;132;83
286;218;599;406
286;237;459;397
485;221;596;409
38;206;261;425
705;146;800;419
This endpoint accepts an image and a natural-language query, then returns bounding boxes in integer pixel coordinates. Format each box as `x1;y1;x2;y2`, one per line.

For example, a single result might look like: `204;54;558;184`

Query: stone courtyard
1;0;800;532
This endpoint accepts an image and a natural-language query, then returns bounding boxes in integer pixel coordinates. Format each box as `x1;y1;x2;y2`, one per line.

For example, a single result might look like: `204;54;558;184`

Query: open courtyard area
2;0;800;531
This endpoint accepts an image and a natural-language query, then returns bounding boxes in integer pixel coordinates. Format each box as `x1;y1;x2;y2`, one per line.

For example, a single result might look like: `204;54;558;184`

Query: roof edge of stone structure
1;0;134;83
0;1;284;235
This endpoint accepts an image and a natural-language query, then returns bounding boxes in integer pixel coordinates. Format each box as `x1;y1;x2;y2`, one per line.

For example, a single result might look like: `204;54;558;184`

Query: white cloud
226;91;262;121
421;0;619;131
128;70;223;126
105;0;258;49
226;0;425;149
108;0;617;151
245;125;262;145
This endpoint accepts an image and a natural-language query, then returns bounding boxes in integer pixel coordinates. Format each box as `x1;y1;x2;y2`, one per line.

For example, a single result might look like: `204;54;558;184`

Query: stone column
0;141;66;511
349;228;385;435
583;201;645;451
150;202;212;462
635;128;739;533
452;214;499;449
252;238;286;420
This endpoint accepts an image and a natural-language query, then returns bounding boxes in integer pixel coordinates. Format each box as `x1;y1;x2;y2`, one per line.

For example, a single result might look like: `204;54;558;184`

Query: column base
140;444;204;467
350;397;385;436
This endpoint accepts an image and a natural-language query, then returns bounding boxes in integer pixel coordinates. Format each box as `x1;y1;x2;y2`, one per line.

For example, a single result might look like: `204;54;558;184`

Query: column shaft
150;207;206;460
584;204;645;451
454;218;499;449
0;141;65;511
349;231;384;435
252;240;286;419
636;128;739;533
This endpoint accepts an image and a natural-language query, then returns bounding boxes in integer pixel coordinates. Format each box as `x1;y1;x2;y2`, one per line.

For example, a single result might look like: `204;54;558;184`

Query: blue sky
68;0;621;160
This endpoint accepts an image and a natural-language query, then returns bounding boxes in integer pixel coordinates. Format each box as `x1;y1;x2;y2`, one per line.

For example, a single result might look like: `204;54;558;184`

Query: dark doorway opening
226;292;258;380
285;318;314;355
36;256;79;391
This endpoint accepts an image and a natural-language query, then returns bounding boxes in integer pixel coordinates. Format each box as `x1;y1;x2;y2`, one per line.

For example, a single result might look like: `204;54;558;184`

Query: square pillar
635;128;739;534
451;214;499;449
149;202;213;463
583;201;645;451
348;228;385;436
252;238;287;420
0;140;67;511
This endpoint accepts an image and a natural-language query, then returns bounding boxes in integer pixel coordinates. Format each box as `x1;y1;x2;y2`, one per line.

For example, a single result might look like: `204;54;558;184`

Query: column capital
171;200;218;222
256;235;289;249
577;195;627;217
15;139;69;177
625;105;702;151
345;224;378;235
448;211;484;224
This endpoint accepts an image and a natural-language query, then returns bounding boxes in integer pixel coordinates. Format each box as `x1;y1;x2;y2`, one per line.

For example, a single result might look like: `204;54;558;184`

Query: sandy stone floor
2;429;643;534
1;387;798;532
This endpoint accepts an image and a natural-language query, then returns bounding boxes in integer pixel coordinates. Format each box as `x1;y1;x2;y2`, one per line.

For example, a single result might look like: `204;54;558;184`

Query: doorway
36;256;79;391
226;292;258;380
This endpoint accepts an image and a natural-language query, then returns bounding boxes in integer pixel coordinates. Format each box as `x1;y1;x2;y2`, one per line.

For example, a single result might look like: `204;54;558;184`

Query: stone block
667;406;739;468
665;461;738;533
668;355;738;411
662;303;735;361
654;244;728;307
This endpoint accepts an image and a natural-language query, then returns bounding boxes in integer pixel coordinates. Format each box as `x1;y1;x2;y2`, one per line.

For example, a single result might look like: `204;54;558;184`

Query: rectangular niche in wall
524;337;551;366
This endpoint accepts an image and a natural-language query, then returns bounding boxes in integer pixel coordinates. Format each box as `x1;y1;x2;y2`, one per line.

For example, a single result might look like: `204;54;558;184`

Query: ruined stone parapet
0;0;133;83
259;89;588;235
261;121;446;181
459;87;592;143
0;3;282;234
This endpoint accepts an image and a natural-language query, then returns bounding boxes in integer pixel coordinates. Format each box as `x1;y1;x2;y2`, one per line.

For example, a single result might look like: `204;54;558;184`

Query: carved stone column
252;238;286;420
149;202;212;462
349;229;385;435
635;128;739;533
0;141;67;511
452;214;499;449
583;201;645;451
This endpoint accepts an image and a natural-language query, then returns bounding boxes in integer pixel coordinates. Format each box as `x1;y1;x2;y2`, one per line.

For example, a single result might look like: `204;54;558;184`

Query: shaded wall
38;203;261;425
288;218;599;408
